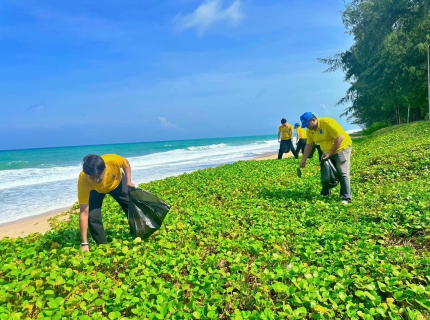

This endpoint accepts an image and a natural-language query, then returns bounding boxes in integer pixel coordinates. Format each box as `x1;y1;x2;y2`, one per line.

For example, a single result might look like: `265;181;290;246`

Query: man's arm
123;159;135;188
322;135;344;160
300;142;314;168
79;204;90;252
277;130;281;143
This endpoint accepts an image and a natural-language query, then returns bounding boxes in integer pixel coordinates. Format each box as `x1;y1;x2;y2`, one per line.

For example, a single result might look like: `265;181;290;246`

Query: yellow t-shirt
77;154;129;204
306;117;352;154
296;127;307;139
278;124;293;140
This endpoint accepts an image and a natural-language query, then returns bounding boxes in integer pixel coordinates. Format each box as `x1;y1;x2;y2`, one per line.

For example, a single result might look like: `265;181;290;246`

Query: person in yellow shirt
77;154;135;252
277;118;298;159
299;112;352;204
294;122;307;155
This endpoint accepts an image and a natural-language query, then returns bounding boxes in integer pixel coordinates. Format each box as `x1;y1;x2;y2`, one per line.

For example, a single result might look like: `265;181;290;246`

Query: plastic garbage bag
321;158;339;189
128;188;171;239
282;144;291;153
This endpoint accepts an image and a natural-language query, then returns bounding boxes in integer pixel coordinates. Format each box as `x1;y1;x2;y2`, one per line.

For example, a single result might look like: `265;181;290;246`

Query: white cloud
175;0;243;36
320;103;333;116
157;117;182;130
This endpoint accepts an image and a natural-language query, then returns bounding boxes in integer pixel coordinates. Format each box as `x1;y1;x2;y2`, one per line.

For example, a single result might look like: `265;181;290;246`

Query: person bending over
299;112;352;204
77;154;135;252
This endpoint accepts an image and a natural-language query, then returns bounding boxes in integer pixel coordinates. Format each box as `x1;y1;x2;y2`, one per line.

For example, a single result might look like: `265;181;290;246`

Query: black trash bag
321;158;339;189
280;141;292;153
128;188;171;239
282;144;291;153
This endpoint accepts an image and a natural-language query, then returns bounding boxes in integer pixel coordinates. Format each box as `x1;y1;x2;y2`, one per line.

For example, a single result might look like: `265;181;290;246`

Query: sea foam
0;138;278;224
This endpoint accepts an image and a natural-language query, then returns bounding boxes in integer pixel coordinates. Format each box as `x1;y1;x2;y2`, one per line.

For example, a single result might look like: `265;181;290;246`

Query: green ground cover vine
0;122;429;319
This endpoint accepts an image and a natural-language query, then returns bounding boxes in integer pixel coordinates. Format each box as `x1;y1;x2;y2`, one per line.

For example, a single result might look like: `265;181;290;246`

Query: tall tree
319;0;430;126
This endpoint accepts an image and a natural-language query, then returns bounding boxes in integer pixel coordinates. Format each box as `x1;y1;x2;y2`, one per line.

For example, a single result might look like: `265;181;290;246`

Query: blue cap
300;112;313;128
294;123;300;127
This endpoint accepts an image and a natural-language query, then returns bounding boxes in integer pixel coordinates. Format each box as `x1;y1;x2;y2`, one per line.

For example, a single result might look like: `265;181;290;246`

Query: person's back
305;117;352;154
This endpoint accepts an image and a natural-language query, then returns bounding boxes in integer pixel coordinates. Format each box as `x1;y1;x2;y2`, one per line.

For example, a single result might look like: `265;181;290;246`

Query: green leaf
47;300;60;308
393;291;404;301
108;311;121;319
355;291;364;297
44;290;55;297
338;291;347;301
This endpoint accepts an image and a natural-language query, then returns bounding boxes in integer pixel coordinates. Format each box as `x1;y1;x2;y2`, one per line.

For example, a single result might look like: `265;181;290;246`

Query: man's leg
109;174;133;234
109;174;130;216
309;142;316;159
288;140;298;159
320;160;331;196
331;147;352;202
298;139;306;155
296;141;301;155
320;188;331;196
278;140;287;159
88;191;107;244
278;146;283;159
316;145;324;162
316;145;327;197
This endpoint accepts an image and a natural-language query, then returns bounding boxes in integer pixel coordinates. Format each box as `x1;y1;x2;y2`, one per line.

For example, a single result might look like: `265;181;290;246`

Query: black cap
281;118;287;124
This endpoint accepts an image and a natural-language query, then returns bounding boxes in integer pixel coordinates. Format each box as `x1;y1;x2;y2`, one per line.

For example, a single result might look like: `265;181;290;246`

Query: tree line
319;0;430;127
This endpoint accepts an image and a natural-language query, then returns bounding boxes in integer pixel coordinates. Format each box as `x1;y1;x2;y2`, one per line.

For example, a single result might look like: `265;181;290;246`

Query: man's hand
123;160;135;189
321;153;331;161
278;140;281;143
300;159;307;168
81;245;90;253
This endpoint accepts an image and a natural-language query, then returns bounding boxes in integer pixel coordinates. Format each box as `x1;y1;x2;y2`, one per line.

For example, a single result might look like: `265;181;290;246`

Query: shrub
361;121;389;135
0;122;429;319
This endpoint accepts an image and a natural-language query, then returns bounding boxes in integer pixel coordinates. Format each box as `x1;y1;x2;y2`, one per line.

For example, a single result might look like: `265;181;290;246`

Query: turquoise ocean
0;134;280;224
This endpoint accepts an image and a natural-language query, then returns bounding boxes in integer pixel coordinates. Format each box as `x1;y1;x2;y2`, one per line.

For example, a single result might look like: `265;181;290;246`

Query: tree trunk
407;104;410;123
395;105;401;125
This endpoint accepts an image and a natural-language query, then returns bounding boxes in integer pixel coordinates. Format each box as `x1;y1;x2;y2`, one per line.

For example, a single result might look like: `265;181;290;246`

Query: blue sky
0;0;357;150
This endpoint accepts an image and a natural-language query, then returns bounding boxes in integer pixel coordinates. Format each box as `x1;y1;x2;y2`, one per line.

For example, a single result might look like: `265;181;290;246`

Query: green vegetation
1;122;430;319
360;122;389;136
319;0;430;127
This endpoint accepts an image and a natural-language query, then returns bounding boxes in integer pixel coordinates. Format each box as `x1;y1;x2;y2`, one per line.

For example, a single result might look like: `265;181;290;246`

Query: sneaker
342;200;351;205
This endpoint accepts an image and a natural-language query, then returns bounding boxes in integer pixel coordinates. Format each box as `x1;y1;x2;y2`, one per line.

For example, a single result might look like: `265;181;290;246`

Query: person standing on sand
299;112;353;204
278;118;298;159
294;123;307;155
77;154;135;252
